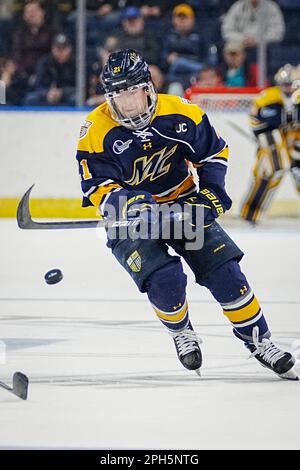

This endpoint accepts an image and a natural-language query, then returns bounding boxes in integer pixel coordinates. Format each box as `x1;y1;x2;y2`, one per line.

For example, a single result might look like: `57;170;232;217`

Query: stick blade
17;185;103;230
13;372;29;400
17;184;35;229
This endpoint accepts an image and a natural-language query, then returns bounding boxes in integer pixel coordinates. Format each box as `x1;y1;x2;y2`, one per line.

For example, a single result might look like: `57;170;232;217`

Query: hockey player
76;49;298;380
241;64;300;223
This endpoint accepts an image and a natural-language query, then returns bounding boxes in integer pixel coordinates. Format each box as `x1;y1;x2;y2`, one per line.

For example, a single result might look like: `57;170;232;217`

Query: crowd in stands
0;0;300;106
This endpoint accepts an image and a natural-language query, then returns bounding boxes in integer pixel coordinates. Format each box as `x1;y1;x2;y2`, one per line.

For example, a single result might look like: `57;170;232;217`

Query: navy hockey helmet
101;48;151;93
101;49;157;129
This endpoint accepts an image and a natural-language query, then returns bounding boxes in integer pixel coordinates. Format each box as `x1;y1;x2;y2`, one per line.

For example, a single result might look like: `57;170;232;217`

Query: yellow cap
173;3;195;17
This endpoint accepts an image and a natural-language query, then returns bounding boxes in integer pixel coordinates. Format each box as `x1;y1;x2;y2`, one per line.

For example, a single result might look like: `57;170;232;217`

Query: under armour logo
143;142;152;150
240;285;248;295
173;303;182;310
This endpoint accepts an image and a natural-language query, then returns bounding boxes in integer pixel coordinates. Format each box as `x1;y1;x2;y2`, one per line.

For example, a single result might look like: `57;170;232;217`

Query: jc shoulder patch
79;120;92;139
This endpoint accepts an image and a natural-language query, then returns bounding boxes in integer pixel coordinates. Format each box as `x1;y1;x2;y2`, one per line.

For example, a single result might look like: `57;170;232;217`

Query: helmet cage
275;64;300;97
105;81;157;130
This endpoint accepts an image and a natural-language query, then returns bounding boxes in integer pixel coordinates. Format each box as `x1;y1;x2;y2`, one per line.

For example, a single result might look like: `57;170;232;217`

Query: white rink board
0;110;298;207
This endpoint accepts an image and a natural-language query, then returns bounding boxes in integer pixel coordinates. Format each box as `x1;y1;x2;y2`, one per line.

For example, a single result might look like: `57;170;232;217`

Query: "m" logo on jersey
125;145;178;186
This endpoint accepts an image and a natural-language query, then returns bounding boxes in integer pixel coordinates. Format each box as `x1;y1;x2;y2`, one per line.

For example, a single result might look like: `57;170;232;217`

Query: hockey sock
200;260;270;342
145;260;189;331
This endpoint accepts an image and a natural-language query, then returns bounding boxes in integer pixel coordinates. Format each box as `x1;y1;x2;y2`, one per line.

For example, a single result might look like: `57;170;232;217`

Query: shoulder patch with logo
79;120;92;139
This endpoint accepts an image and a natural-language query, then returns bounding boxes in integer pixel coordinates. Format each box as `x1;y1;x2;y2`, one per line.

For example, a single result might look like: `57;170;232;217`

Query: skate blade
278;368;299;381
195;368;201;377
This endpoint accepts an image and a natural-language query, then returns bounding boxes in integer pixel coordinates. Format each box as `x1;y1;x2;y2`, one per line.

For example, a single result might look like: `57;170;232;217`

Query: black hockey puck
44;268;63;285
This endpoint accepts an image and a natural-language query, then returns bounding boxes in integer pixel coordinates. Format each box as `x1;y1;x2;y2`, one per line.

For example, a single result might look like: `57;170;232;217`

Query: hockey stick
17;185;190;231
0;372;29;400
17;185;140;230
17;185;104;230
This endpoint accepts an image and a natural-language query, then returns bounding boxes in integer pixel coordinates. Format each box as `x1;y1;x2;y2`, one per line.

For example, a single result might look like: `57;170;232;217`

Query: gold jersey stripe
153;175;195;203
223;296;261;323
216;146;229;160
77;103;119;154
151;94;205;126
192;146;229;167
89;183;122;208
154;302;188;322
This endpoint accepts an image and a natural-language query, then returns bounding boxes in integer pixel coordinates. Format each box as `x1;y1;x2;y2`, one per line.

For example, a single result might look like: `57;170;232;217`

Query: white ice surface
0;219;300;450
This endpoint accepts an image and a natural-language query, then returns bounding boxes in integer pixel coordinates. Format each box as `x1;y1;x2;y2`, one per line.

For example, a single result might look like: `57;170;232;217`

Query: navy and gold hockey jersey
250;86;300;136
76;94;229;216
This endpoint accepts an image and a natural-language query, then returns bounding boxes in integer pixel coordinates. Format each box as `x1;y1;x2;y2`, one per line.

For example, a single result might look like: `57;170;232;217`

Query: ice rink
0;218;300;450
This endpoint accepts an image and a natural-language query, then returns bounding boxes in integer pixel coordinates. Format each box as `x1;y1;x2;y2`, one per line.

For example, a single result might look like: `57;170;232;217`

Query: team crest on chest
125;144;178;186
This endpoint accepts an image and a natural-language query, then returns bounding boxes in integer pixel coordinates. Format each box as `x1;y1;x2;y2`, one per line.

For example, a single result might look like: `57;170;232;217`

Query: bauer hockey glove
122;190;159;236
184;186;232;228
123;191;157;218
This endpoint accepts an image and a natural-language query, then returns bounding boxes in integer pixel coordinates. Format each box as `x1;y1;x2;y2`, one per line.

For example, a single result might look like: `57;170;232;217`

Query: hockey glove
123;190;156;217
184;186;232;227
122;190;159;236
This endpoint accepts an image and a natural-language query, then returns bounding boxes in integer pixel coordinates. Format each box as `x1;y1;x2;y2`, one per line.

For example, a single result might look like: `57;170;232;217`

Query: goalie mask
274;64;300;97
101;49;157;130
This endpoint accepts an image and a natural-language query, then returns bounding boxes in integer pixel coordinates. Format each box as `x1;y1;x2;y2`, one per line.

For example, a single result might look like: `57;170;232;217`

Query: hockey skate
246;326;298;380
170;322;202;376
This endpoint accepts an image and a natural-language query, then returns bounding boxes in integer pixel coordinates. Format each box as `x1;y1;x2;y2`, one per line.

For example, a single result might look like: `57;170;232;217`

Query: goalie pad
255;129;290;178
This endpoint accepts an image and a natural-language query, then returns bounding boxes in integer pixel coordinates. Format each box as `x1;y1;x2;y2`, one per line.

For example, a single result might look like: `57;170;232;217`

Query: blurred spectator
164;3;208;92
46;1;76;29
86;1;172;16
113;6;162;66
193;66;223;88
11;1;74;23
0;58;28;104
140;3;161;18
220;41;258;87
86;35;118;107
149;64;165;92
89;0;120;16
142;1;199;16
24;33;75;106
221;0;285;48
85;0;121;36
12;0;53;78
184;66;223;99
0;16;12;57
